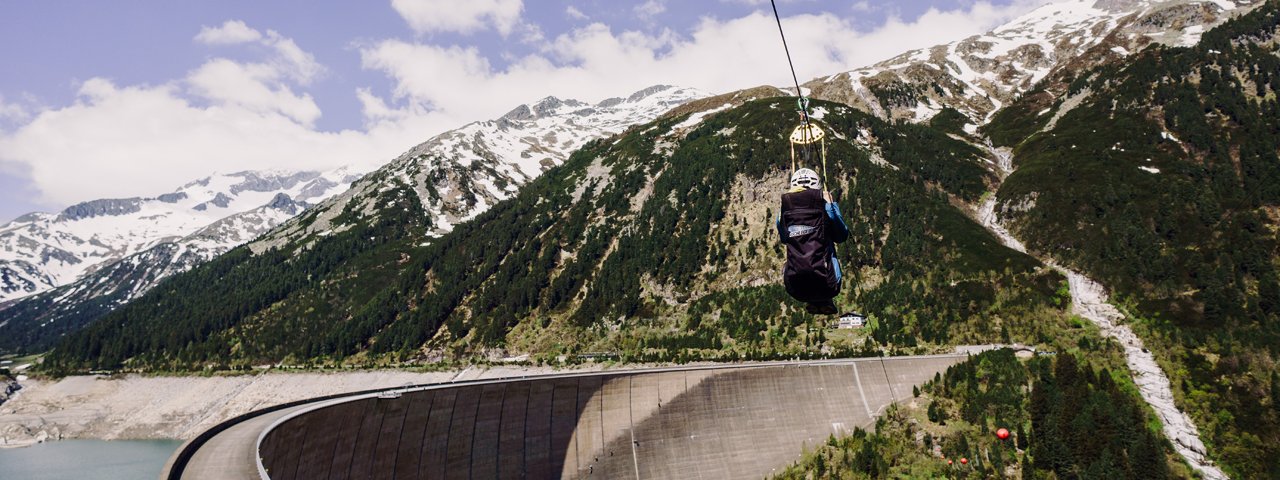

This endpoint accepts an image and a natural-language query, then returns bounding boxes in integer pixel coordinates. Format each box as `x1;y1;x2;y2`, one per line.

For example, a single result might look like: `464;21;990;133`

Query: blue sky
0;0;1049;222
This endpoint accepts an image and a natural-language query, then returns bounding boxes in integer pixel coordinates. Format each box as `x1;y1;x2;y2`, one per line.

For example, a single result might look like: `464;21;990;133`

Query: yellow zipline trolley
788;98;828;189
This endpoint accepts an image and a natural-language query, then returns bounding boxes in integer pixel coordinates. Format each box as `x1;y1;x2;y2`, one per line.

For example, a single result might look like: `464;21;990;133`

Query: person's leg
806;299;838;315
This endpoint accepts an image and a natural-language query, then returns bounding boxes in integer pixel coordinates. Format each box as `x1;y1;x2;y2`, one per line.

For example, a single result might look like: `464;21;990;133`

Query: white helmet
790;168;820;189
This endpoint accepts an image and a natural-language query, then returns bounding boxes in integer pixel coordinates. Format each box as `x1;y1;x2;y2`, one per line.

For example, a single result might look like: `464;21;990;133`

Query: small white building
837;312;866;329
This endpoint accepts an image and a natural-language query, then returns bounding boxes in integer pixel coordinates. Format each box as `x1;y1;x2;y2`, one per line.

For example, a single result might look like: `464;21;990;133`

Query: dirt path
976;145;1226;479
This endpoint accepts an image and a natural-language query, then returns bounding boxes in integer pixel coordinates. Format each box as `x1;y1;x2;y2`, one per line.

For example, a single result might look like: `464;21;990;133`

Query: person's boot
806;300;838;315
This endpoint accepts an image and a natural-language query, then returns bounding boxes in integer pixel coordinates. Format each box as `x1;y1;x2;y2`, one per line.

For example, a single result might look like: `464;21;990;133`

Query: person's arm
776;214;786;242
825;194;850;243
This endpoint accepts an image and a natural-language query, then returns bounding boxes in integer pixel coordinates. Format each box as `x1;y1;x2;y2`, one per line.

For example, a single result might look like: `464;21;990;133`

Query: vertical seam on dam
851;363;873;419
476;384;507;480
628;376;640;480
878;357;898;404
413;393;435;478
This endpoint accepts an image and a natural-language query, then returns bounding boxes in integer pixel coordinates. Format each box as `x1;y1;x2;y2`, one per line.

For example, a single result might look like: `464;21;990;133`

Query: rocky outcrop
0;375;19;407
806;0;1261;126
250;85;708;252
57;198;144;221
228;171;321;195
0;168;359;307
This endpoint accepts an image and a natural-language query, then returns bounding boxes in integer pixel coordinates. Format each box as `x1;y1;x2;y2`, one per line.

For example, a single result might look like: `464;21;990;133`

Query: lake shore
0;364;607;449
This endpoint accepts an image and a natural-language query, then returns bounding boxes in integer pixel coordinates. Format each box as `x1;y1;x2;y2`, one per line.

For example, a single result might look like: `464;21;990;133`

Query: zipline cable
770;0;825;184
770;0;806;122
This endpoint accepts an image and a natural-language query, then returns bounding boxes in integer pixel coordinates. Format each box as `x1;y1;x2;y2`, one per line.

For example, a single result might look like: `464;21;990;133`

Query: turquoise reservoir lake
0;439;182;480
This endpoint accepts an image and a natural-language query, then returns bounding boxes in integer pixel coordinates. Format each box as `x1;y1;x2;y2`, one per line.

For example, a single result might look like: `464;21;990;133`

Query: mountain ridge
0;168;361;304
806;0;1262;128
0;85;708;353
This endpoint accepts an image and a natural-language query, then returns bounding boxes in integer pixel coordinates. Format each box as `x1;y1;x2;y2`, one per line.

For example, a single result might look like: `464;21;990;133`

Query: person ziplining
770;0;851;315
778;167;850;314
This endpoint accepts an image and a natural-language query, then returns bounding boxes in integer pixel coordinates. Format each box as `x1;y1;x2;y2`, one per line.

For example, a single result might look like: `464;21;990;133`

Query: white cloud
187;59;322;125
360;1;1050;125
0;1;1057;208
263;32;324;84
194;22;324;85
0;95;31;125
717;0;814;5
391;0;524;35
185;23;325;125
194;20;264;45
0;23;448;206
0;78;457;206
566;6;588;21
635;1;666;19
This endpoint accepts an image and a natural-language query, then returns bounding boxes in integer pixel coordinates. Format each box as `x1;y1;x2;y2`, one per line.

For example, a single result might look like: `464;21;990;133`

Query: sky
0;0;1055;223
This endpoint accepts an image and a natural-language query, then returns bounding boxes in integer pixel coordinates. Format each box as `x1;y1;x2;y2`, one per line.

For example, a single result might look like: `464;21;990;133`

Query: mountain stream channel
976;145;1227;479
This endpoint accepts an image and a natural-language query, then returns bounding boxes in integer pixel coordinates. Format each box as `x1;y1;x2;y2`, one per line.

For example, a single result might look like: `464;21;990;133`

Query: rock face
0;375;19;407
250;85;707;252
0;169;362;304
806;0;1260;126
57;198;144;221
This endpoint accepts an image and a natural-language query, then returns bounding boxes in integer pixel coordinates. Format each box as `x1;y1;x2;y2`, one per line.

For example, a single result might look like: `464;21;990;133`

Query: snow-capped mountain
0;169;361;303
252;85;708;251
0;196;317;349
807;0;1260;127
0;84;707;353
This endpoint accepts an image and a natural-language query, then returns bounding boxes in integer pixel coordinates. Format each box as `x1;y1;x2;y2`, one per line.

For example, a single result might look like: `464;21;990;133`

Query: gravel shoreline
0;364;604;449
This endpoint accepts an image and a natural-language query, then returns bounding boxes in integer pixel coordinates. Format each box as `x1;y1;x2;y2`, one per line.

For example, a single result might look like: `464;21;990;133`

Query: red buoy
960;458;969;465
997;428;1010;440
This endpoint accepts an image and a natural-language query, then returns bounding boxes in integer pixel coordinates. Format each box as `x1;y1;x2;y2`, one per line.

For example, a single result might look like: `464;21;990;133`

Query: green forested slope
47;97;1067;372
983;3;1280;476
46;186;431;370
774;349;1181;479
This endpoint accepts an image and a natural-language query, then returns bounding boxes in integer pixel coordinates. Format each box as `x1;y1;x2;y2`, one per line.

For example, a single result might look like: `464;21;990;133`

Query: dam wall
254;356;962;479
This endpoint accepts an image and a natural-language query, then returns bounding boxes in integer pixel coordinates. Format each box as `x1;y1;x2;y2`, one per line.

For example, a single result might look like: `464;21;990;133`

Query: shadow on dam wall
257;356;962;479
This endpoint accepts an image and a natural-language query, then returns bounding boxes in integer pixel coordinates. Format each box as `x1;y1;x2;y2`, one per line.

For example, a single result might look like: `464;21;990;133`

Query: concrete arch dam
171;356;965;479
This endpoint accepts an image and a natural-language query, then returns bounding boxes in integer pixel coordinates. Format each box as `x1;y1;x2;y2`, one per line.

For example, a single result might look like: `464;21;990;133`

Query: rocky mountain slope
975;2;1280;477
0;169;360;304
0;85;707;354
807;0;1260;127
0;196;314;352
250;85;707;252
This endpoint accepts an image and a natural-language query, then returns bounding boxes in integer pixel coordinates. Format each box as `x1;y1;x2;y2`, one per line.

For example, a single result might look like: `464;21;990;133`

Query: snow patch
1178;25;1206;47
1202;0;1236;11
672;103;731;131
